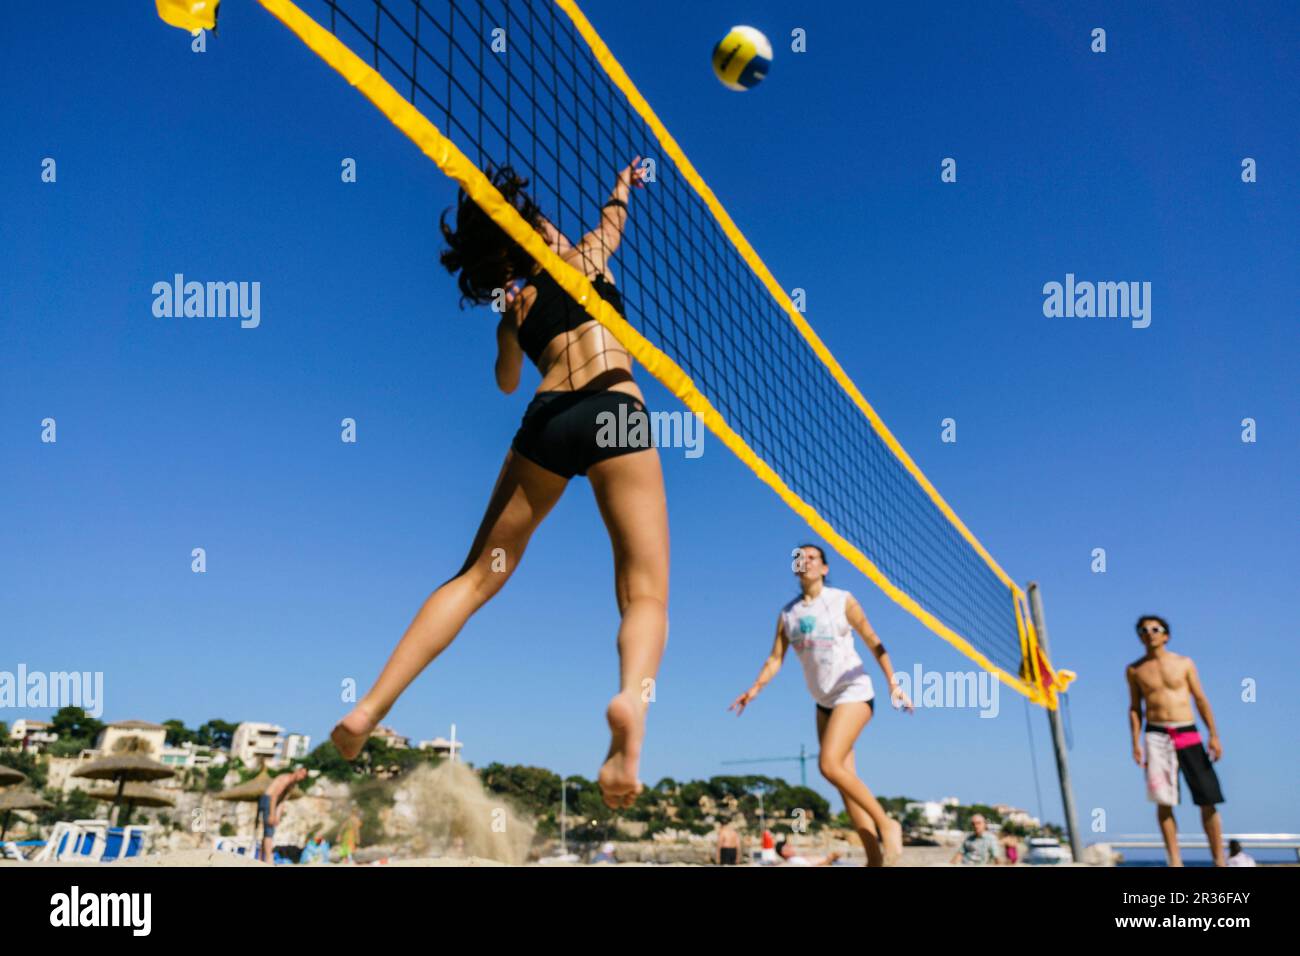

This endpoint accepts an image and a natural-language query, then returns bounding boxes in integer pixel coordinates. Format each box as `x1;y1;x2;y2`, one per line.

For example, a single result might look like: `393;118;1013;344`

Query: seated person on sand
777;838;840;867
950;814;1001;865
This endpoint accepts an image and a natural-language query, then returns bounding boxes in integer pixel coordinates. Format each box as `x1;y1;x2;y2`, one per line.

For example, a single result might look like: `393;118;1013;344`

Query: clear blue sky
2;1;1296;847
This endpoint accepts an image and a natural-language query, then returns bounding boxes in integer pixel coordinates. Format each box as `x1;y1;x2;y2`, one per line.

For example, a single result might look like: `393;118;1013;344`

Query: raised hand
728;688;756;716
618;155;648;190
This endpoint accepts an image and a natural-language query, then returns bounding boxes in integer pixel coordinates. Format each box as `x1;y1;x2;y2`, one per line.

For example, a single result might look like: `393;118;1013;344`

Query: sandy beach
2;843;1034;867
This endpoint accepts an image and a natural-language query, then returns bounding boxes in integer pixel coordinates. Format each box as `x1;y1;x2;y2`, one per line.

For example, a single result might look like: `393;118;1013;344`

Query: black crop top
517;269;626;366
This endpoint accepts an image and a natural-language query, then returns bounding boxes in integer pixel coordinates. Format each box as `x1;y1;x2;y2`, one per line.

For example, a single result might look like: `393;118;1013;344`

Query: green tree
622;784;659;821
303;740;361;783
1001;819;1029;837
652;777;678;794
162;720;196;746
677;780;707;811
196;720;237;750
768;783;831;826
479;763;562;818
354;737;442;777
45;707;104;756
37;787;97;828
0;749;46;788
879;795;915;817
205;762;232;792
563;785;619;845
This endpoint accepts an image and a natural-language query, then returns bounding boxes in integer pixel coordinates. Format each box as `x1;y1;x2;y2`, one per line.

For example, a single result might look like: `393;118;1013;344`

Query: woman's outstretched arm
575;157;646;274
729;615;789;716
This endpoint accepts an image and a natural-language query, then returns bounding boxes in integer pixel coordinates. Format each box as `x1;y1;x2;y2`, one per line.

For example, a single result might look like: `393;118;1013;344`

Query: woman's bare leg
587;448;669;808
843;752;884;866
817;702;903;864
816;707;883;866
331;451;568;758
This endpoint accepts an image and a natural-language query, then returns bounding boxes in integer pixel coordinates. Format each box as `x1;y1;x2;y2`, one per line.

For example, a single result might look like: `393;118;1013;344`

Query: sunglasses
1139;624;1166;635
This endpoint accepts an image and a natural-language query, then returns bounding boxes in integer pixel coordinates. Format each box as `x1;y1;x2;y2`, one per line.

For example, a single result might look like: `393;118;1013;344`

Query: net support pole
1027;581;1083;862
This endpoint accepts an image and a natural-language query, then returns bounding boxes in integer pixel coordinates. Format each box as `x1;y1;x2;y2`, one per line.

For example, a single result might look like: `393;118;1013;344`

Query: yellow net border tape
554;0;1023;596
240;0;1067;706
156;0;218;31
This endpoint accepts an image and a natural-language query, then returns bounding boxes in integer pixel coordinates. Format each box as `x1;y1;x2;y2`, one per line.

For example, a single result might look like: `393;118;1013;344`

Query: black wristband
602;198;628;210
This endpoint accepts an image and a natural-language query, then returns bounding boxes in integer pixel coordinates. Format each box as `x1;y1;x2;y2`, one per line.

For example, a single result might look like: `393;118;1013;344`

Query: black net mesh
312;0;1027;680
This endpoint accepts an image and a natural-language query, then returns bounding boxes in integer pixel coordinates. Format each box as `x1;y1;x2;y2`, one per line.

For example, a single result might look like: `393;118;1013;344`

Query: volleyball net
157;0;1074;706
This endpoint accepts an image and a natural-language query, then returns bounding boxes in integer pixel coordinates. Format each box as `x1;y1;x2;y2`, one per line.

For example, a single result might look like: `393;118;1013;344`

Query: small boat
1024;836;1072;865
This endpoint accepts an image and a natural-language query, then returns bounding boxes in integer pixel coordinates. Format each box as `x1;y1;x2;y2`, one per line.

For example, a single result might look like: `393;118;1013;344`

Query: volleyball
711;25;772;91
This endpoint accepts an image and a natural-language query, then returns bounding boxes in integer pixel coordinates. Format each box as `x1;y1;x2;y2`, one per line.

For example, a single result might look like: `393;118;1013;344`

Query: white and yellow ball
711;25;772;91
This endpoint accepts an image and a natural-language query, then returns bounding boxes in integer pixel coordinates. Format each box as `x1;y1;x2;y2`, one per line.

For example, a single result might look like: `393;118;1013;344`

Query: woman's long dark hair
439;163;545;307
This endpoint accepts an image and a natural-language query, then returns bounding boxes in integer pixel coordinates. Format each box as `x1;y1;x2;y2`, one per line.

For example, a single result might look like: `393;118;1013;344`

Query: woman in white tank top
730;544;914;866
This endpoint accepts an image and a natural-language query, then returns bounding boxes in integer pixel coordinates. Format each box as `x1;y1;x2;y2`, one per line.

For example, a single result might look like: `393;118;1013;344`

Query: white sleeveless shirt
780;587;875;708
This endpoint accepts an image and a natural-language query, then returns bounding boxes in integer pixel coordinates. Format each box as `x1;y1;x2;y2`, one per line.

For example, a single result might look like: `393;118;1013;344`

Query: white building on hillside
905;796;960;827
283;733;311;762
159;740;224;770
95;720;168;758
231;722;285;768
9;719;58;752
417;736;463;761
370;726;409;750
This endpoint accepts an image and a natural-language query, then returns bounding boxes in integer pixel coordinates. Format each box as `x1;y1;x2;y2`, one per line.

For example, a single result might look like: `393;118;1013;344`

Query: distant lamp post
748;782;774;832
559;778;581;856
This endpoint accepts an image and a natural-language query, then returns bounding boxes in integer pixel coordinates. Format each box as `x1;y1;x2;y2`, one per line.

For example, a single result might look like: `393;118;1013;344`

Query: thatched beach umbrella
215;768;305;802
72;740;175;824
0;766;27;787
0;789;53;840
90;782;176;827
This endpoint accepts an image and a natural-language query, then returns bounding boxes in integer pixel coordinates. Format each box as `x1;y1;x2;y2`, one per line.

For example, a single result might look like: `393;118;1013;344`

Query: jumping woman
729;544;912;865
332;158;668;808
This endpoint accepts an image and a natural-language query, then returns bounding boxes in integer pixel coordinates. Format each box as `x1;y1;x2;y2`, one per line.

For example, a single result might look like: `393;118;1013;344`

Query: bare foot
880;817;904;866
331;704;378;760
597;692;644;809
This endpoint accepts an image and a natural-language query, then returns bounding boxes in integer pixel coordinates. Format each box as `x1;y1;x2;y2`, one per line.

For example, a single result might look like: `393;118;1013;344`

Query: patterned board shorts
1145;724;1225;807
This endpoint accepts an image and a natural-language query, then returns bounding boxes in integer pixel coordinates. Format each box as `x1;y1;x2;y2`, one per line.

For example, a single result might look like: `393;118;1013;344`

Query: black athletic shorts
817;698;874;719
512;389;652;479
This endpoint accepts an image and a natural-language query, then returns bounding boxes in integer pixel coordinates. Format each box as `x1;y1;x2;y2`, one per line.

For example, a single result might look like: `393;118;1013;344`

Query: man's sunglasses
1139;624;1167;635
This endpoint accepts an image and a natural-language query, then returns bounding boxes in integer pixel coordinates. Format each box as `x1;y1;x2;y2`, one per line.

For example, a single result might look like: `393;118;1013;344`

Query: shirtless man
259;766;308;863
1125;615;1226;866
716;820;742;865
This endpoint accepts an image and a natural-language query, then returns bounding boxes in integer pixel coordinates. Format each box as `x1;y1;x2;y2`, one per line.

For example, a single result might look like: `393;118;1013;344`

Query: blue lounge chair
63;819;111;861
2;841;33;861
213;835;255;856
98;828;125;862
30;821;83;863
97;826;148;863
